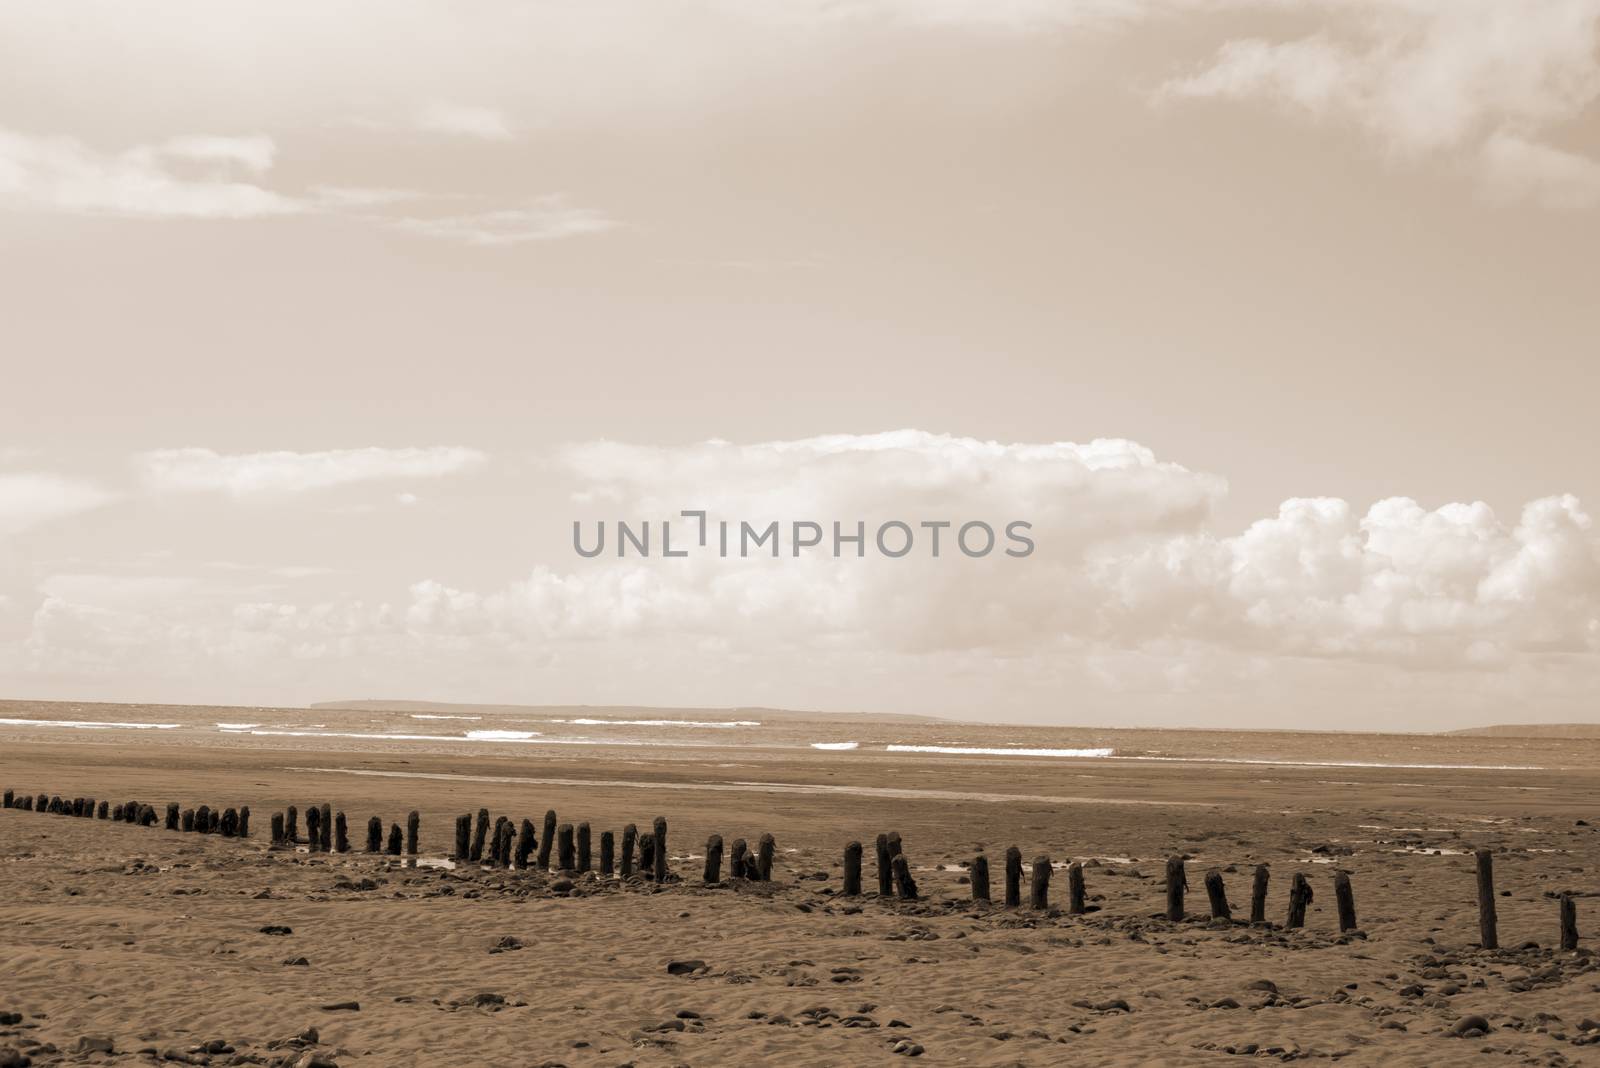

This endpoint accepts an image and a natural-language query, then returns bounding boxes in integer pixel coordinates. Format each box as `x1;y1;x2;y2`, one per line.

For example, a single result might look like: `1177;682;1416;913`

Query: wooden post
498;820;514;867
97;800;108;819
319;804;332;852
220;808;237;837
165;802;180;830
515;819;536;869
387;823;403;855
971;854;990;902
638;833;655;877
557;823;575;871
757;833;775;881
368;816;384;853
704;834;723;883
1204;869;1231;921
1068;862;1087;914
1031;856;1052;910
875;834;894;896
454;815;470;860
600;830;615;876
182;809;195;832
1165;856;1187;921
490;817;508;865
1475;849;1498;949
577;822;591;872
729;838;748;880
195;804;210;834
1250;865;1270;924
1287;872;1313;929
1333;872;1357;931
891;853;919;900
1560;893;1578;951
652;816;668;882
83;797;96;819
239;806;250;838
306;805;322;852
270;812;284;845
334;812;349;853
620;823;636;877
843;841;862;896
286;805;298;842
1005;846;1023;908
2;789;10;808
533;809;554;869
111;803;123;821
471;808;490;863
406;811;420;855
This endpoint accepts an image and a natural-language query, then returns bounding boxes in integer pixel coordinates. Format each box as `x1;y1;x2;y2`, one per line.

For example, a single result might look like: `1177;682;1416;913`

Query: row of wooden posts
2;788;251;837
4;788;1579;949
266;803;418;857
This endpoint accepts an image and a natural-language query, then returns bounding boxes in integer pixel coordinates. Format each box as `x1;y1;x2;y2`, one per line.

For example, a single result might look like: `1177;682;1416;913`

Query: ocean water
2;699;1595;772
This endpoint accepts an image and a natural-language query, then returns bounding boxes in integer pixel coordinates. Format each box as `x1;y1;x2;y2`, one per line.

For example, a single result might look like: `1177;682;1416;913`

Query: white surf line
283;766;1216;808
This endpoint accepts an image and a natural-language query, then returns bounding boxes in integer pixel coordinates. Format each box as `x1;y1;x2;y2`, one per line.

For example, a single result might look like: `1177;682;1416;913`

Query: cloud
389;197;618;246
0;473;117;534
1158;0;1600;206
416;103;514;141
0;128;302;218
136;446;488;496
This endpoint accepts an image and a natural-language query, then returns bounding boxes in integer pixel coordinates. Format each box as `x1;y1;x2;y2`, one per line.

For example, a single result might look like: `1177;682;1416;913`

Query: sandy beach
3;704;1598;1067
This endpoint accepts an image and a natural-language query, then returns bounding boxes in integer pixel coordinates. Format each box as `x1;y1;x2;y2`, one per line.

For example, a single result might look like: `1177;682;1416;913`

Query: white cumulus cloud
136;446;488;497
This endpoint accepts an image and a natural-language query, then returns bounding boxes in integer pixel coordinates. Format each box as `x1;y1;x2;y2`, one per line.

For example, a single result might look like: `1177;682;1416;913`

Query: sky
2;0;1599;729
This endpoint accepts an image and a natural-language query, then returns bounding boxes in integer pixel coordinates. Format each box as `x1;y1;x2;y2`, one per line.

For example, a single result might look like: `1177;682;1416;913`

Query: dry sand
3;722;1599;1067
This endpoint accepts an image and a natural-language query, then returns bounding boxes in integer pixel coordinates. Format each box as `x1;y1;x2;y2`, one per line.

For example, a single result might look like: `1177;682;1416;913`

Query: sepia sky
3;1;1599;729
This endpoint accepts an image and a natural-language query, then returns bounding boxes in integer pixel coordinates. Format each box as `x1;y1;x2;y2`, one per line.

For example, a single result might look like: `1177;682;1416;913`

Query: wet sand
3;722;1599;1067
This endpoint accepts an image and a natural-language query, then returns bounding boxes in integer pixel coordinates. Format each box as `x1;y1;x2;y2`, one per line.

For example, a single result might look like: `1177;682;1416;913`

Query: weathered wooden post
334;812;349;853
620;823;637;877
2;789;10;808
387;823;403;855
1250;865;1270;924
490;817;508;865
1333;872;1357;931
471;808;490;863
1068;862;1087;914
318;804;332;852
112;803;124;821
652;816;668;882
497;820;515;867
757;833;775;881
166;802;180;830
729;838;748;880
515;819;536;869
37;793;49;812
1165;856;1187;921
1560;893;1578;951
83;797;96;818
891;853;919;900
577;822;591;872
220;808;238;837
600;830;615;876
365;816;382;853
195;804;211;834
1005;846;1023;908
557;823;575;871
97;800;108;819
1204;869;1231;921
1031;856;1052;910
238;807;250;838
704;834;724;883
875;834;894;896
71;798;82;817
182;809;195;832
453;815;470;860
971;854;990;902
406;811;419;856
1475;849;1498;949
843;841;863;896
1287;872;1313;929
537;809;557;869
271;812;285;845
286;805;299;842
305;805;322;851
638;832;655;877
